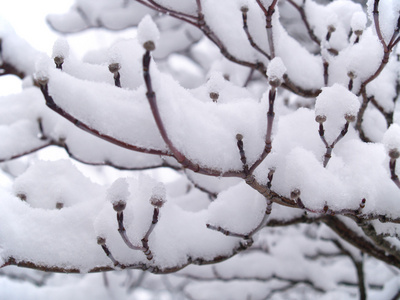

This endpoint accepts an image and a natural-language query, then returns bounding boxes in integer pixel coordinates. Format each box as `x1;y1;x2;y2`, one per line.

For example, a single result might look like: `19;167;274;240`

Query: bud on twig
150;195;164;208
315;115;327;124
389;149;400;160
54;56;64;69
347;71;356;79
150;183;166;208
97;236;106;245
138;15;159;51
344;113;356;122
107;178;130;210
36;76;49;86
113;200;126;212
209;92;219;102
108;63;121;74
143;41;156;52
354;30;363;37
267;57;286;88
290;188;301;200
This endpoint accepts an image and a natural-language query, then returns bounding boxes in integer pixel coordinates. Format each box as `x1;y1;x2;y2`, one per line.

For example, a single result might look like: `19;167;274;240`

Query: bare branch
286;0;321;46
241;6;271;60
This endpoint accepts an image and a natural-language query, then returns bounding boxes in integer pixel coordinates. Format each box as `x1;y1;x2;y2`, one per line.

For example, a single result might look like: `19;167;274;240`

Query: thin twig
142;47;243;178
390;157;400;189
241;6;271;60
134;0;198;26
318;120;350;167
141;207;159;260
117;210;145;251
39;81;170;156
286;0;321;46
97;237;122;267
249;85;276;173
255;0;278;58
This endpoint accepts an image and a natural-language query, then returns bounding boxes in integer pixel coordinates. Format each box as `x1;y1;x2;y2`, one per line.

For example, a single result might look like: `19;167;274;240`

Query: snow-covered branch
2;0;400;299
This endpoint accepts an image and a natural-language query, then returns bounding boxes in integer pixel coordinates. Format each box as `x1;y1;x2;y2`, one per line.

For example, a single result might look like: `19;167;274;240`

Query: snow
34;54;52;83
52;38;70;59
383;123;400;154
315;84;360;142
266;57;286;83
315;84;360;118
137;15;160;49
3;0;400;299
351;11;367;33
107;177;130;206
367;0;400;44
207;182;265;234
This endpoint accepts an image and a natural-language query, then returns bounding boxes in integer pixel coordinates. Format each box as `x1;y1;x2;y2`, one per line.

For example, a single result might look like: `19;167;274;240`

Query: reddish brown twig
356;1;400;140
388;149;400;189
39;81;170;156
241;6;271;60
255;0;278;58
249;84;276;174
286;0;321;46
142;47;243;178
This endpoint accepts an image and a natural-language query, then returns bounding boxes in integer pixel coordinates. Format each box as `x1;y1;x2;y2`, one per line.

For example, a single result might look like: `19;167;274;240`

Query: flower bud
150;195;164;208
108;62;121;74
344;113;356;122
209;92;219;102
290;188;301;200
97;236;106;245
113;200;126;212
389;149;400;159
143;41;155;51
315;115;327;124
236;133;243;141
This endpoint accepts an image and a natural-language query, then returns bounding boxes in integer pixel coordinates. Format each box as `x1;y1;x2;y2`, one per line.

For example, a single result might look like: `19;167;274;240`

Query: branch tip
113;200;126;212
315;115;327;124
389;149;400;159
143;41;156;51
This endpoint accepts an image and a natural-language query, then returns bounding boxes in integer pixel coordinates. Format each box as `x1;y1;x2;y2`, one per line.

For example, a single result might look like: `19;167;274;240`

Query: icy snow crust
1;0;400;281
